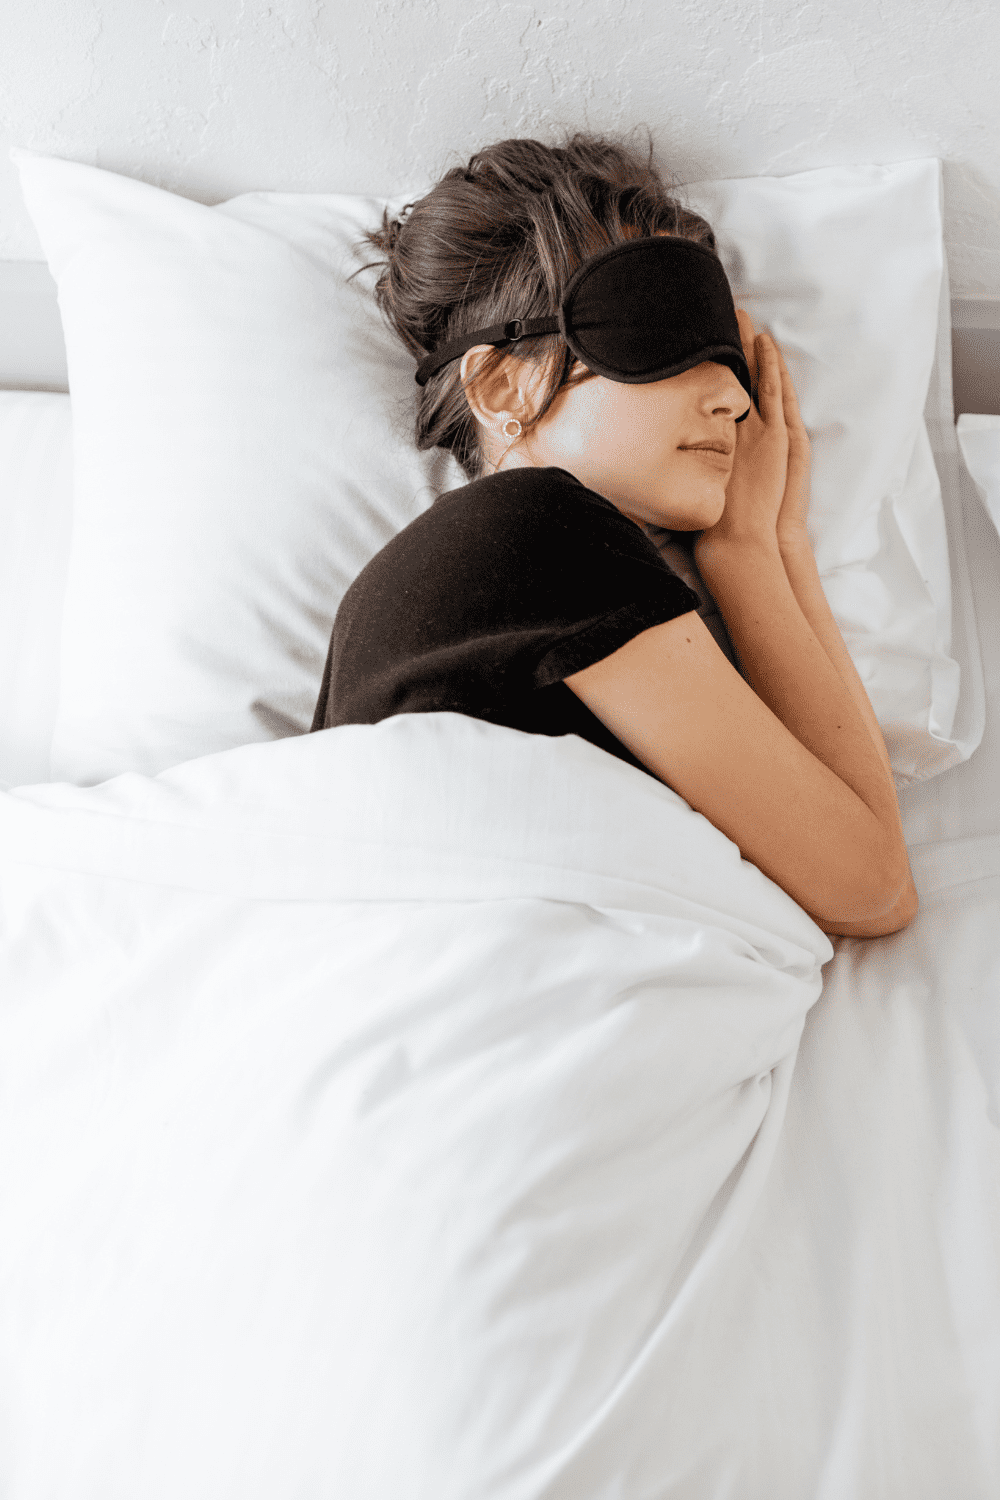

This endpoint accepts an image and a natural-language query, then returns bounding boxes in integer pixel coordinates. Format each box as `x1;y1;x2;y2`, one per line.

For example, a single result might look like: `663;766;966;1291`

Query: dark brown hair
352;127;719;481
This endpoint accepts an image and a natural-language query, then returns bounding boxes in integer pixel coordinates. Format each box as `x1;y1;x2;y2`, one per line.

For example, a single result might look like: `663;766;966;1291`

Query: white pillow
0;391;73;788
9;147;980;787
10;147;466;785
683;162;982;787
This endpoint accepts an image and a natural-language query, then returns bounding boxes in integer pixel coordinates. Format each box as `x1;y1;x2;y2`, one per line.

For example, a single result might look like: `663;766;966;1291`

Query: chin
659;483;727;532
694;487;728;527
677;500;727;532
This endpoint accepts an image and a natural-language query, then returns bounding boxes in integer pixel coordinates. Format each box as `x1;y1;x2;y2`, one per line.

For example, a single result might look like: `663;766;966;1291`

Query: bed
1;149;999;1498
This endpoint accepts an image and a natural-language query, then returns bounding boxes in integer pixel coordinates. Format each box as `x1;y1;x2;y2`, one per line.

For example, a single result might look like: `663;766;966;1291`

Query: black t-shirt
310;465;703;776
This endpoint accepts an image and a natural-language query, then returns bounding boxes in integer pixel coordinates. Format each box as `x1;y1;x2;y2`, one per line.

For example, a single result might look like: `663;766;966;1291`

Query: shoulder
427;466;661;561
339;465;679;623
330;461;703;681
434;464;620;522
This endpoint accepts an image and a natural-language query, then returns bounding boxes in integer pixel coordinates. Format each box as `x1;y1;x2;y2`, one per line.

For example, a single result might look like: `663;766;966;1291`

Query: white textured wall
2;0;999;296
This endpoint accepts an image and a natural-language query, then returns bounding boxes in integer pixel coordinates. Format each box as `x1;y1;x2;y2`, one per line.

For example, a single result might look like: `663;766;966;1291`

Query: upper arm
563;610;907;929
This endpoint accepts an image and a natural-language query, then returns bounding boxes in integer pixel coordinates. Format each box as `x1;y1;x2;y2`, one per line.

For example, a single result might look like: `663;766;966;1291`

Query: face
496;353;751;532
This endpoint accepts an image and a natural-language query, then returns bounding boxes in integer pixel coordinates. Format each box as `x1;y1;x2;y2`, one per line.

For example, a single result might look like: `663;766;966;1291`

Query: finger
756;334;786;424
766;331;799;400
771;338;808;433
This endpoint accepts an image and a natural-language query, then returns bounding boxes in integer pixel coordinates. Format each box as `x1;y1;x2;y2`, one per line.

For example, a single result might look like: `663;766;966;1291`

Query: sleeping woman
310;129;918;941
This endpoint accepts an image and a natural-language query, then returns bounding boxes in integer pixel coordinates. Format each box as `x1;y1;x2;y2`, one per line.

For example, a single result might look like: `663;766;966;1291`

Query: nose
704;361;750;418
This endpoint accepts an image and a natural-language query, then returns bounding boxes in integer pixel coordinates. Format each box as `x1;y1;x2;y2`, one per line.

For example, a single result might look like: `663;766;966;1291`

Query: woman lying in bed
311;129;918;942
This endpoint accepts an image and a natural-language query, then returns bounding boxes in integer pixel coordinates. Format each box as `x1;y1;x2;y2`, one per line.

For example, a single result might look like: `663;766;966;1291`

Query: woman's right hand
694;310;789;567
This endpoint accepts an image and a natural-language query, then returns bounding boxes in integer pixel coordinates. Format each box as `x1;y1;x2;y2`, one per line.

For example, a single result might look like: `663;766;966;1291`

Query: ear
459;345;537;429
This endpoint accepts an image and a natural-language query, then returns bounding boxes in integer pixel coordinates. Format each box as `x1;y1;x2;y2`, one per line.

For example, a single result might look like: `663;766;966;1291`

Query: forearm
778;534;894;782
777;532;918;929
695;532;915;920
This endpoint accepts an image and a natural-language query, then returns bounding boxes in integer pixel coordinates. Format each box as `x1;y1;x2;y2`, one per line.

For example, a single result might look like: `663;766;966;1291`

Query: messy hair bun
353;127;719;482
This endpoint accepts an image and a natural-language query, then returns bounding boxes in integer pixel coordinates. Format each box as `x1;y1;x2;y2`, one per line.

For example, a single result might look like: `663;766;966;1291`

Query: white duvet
2;710;998;1498
0;711;831;1498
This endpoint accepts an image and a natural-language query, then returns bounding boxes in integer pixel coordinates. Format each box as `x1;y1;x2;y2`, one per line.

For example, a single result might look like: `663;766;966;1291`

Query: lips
681;443;733;456
681;445;732;461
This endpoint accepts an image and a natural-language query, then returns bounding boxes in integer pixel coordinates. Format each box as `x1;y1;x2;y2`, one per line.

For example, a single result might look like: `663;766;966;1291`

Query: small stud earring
501;417;522;439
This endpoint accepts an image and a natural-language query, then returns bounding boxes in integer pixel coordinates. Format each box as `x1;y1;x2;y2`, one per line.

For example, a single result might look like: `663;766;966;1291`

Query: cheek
549;381;615;453
546;379;686;462
634;399;686;458
590;387;656;451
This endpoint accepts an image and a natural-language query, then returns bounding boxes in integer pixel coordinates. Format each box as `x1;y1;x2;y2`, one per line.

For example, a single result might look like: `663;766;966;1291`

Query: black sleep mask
413;234;753;420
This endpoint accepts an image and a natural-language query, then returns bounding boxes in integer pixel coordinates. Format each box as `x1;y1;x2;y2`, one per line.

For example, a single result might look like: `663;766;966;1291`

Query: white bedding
0;711;821;1496
3;141;999;1494
2;708;999;1497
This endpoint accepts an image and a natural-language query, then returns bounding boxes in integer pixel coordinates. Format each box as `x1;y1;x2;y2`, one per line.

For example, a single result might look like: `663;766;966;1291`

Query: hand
727;311;813;548
693;310;789;567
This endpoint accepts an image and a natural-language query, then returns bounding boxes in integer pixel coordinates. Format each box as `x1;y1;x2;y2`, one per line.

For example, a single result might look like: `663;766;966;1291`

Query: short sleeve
504;469;703;685
532;591;702;687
